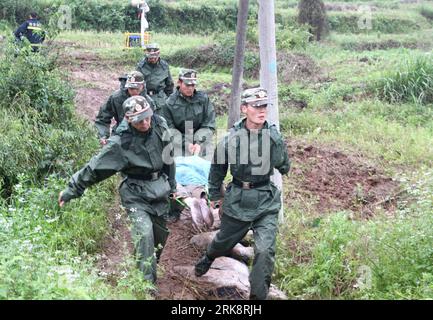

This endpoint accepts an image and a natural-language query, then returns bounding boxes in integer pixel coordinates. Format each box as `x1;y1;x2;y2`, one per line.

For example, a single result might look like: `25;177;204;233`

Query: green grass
329;29;433;51
420;5;433;20
0;175;154;299
280;100;433;167
57;30;212;54
376;55;433;105
276;167;433;299
56;30;213;66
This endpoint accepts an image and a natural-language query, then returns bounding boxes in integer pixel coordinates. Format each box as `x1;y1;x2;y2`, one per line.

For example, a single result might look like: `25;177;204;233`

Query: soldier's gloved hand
99;138;108;146
188;143;201;155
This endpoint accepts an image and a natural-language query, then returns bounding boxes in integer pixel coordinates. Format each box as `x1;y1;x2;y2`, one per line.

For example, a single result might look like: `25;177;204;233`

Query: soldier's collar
129;123;153;136
238;118;269;131
178;88;197;100
146;57;160;65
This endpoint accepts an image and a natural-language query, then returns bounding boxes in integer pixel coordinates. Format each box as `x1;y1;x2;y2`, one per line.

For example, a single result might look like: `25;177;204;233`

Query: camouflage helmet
241;87;269;107
145;43;160;58
125;71;145;89
179;68;198;85
123;96;153;124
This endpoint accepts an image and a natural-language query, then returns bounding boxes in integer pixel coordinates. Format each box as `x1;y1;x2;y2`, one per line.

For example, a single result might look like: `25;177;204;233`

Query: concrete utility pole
139;1;150;48
131;0;150;47
228;0;250;129
258;0;284;223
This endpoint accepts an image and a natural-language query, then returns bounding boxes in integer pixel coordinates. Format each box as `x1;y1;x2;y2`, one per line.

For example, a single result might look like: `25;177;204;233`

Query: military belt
232;178;270;189
128;171;161;181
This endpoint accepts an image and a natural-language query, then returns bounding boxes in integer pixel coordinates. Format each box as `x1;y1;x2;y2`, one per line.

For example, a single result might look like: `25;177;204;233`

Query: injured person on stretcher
172;156;220;232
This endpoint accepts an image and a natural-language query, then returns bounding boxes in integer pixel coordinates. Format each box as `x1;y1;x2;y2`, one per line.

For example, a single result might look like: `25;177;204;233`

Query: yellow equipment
124;32;151;49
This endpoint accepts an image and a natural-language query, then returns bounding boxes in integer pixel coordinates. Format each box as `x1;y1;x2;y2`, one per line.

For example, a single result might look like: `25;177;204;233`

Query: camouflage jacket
163;89;216;150
94;88;156;139
208;119;290;221
136;58;174;96
61;115;176;203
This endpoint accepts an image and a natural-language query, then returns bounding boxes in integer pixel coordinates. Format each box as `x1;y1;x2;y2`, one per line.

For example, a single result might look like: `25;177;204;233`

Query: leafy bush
1;0;242;34
420;6;433;21
328;13;421;34
276;24;312;50
165;33;260;78
0;0;51;25
376;55;433;105
0;41;97;197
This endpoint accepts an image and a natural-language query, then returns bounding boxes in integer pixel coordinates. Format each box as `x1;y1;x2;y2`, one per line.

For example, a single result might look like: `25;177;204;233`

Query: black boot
194;254;214;277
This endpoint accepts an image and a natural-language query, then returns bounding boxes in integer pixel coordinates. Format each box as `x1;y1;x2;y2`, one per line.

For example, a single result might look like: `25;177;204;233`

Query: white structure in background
131;0;150;48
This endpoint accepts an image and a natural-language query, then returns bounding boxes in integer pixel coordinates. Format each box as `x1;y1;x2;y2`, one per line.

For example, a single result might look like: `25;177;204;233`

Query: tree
298;0;328;41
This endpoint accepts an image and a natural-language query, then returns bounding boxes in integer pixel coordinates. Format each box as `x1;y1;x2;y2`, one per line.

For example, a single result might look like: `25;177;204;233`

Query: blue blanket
175;156;211;186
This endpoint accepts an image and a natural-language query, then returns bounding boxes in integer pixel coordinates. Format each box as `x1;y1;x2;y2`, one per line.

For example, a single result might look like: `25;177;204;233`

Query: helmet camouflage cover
123;96;153;123
125;71;145;89
241;87;269;107
178;68;198;85
146;43;160;58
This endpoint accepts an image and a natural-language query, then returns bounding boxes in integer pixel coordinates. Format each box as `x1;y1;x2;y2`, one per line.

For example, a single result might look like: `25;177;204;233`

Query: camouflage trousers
119;180;170;283
206;212;279;300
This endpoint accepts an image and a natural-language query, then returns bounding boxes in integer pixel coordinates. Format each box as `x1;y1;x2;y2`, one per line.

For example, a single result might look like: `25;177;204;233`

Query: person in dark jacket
14;12;45;52
136;43;174;112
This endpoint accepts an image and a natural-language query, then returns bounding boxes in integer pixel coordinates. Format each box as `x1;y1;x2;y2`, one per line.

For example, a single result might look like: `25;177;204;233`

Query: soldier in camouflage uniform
163;68;216;157
194;88;290;300
94;71;157;146
136;43;174;112
59;96;176;284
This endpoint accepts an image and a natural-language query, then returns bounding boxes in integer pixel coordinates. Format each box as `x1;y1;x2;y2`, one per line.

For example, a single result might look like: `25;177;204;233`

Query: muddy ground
61;42;401;300
286;142;401;218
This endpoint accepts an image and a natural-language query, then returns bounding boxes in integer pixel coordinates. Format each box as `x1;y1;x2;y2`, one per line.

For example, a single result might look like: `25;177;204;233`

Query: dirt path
60;52;126;121
62;43;401;300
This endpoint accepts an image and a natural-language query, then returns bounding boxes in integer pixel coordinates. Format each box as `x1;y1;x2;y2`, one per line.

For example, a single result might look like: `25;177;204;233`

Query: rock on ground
174;256;287;300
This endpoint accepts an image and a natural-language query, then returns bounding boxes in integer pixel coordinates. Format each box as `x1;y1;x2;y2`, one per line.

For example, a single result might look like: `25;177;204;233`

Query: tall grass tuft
376;55;433;105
